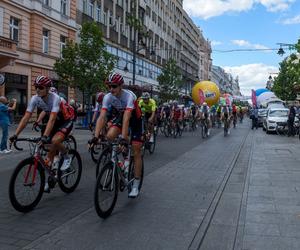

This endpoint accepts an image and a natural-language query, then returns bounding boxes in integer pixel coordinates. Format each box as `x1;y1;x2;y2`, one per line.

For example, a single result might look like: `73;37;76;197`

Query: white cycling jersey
101;89;136;113
26;92;61;113
200;105;210;114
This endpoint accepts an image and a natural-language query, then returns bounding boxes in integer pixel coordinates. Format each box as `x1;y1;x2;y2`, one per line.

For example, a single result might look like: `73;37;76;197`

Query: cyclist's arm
122;110;132;141
15;111;32;136
36;111;46;124
43;112;57;137
95;109;107;138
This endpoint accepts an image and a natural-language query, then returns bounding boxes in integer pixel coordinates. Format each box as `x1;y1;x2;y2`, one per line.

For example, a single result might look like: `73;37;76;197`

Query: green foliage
273;39;300;101
157;59;183;102
54;21;116;96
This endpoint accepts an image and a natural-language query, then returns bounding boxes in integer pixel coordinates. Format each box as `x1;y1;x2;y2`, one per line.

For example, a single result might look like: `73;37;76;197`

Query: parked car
263;108;289;133
258;108;268;127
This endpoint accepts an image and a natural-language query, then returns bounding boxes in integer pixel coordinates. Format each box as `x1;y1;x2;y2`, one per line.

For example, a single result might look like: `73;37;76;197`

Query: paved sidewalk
240;131;300;250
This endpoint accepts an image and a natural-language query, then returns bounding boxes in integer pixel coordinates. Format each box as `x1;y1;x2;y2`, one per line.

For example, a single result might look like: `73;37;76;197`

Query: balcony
0;36;19;69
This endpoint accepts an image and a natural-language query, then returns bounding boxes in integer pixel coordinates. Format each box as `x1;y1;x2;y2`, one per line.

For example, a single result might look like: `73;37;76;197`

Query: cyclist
216;105;222;128
90;72;143;198
232;103;237;127
139;92;157;142
90;92;105;131
9;76;75;179
221;104;230;134
199;102;211;136
171;101;183;127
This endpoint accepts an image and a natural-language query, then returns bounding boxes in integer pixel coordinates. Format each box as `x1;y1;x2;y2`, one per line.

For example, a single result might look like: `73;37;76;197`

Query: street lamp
277;43;296;56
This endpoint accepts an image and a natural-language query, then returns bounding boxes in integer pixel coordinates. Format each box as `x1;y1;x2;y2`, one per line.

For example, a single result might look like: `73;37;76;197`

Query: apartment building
0;0;76;119
76;0;212;95
211;65;241;96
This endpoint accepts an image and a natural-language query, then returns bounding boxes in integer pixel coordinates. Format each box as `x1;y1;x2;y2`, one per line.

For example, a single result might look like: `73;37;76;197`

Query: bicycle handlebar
11;137;41;151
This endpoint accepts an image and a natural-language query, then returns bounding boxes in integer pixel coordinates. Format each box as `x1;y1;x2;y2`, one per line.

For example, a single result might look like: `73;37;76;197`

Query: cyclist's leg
129;118;143;197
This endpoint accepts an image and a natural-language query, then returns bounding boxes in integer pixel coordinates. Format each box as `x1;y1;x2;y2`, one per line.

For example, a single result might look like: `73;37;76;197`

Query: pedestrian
0;96;16;153
288;103;296;136
251;105;258;130
8;98;17;124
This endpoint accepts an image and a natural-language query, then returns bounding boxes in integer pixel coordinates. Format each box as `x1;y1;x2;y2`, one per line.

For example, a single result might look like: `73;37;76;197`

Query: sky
183;0;300;96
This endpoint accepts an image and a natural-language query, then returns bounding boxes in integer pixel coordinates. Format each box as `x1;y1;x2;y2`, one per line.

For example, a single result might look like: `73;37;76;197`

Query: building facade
0;0;77;119
211;65;241;96
76;0;212;95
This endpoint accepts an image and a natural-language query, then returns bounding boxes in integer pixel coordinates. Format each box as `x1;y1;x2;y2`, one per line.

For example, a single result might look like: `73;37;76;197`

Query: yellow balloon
192;81;220;106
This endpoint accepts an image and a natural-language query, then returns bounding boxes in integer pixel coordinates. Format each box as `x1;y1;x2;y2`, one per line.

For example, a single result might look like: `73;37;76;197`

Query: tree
273;39;300;101
157;59;183;102
54;21;116;108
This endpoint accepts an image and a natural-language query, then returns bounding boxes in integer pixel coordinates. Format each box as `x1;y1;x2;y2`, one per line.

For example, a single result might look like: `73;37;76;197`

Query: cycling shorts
51;119;73;138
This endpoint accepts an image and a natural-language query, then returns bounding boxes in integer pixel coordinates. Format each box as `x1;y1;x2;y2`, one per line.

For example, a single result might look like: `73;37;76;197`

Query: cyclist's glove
32;121;39;131
9;134;18;144
40;135;51;145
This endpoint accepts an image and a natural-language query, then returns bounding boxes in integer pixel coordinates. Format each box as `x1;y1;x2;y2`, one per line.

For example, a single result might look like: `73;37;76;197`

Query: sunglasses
35;86;46;90
108;85;119;89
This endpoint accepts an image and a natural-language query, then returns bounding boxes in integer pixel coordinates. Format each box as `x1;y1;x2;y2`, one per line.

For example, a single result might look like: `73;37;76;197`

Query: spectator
0;96;16;153
288;103;296;136
8;98;17;124
251;106;259;130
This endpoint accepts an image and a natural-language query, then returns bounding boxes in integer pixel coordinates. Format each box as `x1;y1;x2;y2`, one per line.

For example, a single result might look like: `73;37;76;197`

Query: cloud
223;63;278;96
183;0;295;19
231;39;270;50
211;40;222;46
281;14;300;24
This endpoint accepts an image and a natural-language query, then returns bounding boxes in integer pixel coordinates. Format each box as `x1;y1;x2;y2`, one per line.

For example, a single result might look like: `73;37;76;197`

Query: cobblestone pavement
2;122;300;250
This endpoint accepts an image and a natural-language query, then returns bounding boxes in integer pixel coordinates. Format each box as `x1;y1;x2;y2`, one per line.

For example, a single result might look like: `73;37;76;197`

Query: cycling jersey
139;98;156;114
27;92;61;114
102;89;143;144
200;106;210;114
221;107;229;114
102;89;136;113
173;106;182;120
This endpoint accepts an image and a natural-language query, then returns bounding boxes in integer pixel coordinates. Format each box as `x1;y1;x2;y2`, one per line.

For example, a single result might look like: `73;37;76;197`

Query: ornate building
0;0;77;119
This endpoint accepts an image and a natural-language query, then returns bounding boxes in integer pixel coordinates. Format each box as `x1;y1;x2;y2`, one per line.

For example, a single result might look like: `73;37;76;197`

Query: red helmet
105;72;124;86
96;92;105;104
34;75;52;87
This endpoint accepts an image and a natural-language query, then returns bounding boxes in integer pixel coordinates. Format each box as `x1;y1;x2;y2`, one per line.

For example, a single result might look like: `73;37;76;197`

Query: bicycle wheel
57;149;82;193
9;157;45;213
65;135;77;151
127;157;144;194
94;162;118;218
96;147;111;178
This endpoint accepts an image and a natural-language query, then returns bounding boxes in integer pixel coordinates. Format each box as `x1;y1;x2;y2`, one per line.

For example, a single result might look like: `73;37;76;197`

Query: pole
132;27;136;86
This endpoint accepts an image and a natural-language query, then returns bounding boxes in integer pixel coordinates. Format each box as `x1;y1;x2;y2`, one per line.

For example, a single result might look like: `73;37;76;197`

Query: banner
251;89;257;107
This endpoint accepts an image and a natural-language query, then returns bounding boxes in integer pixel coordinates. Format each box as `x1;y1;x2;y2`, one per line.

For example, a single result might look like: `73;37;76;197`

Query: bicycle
94;139;144;218
142;118;157;155
33;124;77;151
200;118;209;138
9;137;82;213
233;114;237;128
224;116;230;136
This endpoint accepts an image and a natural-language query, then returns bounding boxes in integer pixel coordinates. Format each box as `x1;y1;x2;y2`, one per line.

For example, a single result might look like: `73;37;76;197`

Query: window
43;0;49;6
10;17;19;42
88;0;94;17
109;11;113;26
60;35;66;57
96;5;101;22
42;29;49;54
61;0;67;15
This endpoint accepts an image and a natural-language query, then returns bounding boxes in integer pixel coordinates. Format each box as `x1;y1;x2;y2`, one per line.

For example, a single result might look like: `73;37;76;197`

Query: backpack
60;102;75;121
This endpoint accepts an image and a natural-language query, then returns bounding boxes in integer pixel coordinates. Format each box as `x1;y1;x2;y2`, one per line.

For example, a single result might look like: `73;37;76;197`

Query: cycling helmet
203;102;207;106
49;87;58;93
96;92;105;103
105;72;124;85
142;92;150;99
34;75;52;88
